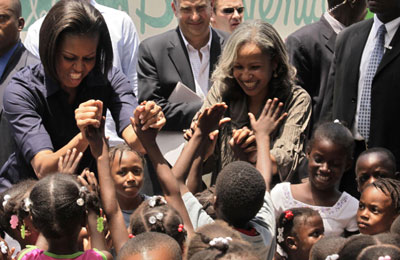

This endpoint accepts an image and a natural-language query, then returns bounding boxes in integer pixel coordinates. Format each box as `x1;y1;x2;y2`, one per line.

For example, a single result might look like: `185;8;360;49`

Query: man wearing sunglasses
211;0;244;33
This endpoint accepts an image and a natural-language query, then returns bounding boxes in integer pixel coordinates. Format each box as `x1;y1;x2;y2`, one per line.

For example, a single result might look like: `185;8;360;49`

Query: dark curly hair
109;143;145;169
215;161;266;227
129;196;186;248
369;178;400;214
29;173;101;239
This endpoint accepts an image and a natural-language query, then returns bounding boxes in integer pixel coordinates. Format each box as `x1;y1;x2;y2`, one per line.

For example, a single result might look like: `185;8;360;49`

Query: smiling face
55;33;98;93
111;150;144;203
172;0;211;47
356;152;396;193
233;42;277;104
357;185;398;235
293;215;324;260
211;0;244;33
307;138;350;191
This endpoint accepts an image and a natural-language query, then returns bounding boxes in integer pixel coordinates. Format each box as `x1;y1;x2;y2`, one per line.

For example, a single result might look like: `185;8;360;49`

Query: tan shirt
198;82;311;182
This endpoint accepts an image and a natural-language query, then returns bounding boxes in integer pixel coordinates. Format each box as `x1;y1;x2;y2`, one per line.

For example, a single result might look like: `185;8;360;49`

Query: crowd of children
0;96;399;260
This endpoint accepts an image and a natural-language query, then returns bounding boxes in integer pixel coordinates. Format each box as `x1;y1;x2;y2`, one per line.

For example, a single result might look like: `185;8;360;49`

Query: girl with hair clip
16;173;112;260
129;196;187;250
0;180;43;251
357;178;400;235
186;220;258;260
356;245;400;260
275;207;324;260
271;121;359;237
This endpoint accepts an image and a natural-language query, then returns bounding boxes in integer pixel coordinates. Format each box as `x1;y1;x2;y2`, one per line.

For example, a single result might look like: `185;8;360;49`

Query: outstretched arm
131;102;195;237
84;113;129;254
172;103;229;195
249;98;287;191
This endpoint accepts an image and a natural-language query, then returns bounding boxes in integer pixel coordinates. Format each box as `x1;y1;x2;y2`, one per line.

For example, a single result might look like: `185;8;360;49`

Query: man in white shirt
321;0;400;197
137;0;229;131
23;0;140;146
210;0;244;33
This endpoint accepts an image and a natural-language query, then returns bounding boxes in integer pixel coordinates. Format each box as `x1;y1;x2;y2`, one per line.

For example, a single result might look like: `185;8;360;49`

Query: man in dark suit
0;0;38;168
286;0;367;133
138;0;228;131
321;0;400;197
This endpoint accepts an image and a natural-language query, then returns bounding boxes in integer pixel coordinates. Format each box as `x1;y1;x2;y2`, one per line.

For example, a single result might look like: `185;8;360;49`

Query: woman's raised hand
75;99;103;136
249;98;287;137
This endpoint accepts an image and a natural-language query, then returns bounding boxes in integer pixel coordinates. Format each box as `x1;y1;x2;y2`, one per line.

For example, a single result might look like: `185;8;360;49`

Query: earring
273;71;278;78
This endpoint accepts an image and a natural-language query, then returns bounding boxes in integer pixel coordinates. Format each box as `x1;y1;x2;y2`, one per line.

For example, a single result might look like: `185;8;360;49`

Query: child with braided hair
357;178;400;235
275;207;324;260
16;173;112;260
0;180;41;251
129;195;187;249
186;220;258;260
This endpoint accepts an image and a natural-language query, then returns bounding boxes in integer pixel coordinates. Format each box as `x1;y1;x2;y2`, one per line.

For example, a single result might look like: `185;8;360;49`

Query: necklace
328;0;347;13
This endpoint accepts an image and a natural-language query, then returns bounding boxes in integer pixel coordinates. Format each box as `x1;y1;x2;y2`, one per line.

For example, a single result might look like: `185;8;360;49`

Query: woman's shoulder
288;85;311;102
270;182;292;200
6;63;46;94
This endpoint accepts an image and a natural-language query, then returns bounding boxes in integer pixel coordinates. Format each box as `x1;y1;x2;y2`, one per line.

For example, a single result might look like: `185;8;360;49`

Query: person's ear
17;17;25;31
213;195;217;207
171;1;178;17
285;236;298;250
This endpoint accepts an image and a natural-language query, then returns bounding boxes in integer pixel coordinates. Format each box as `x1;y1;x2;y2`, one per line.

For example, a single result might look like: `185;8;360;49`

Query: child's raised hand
249;98;287;138
85;117;107;158
229;127;257;163
58;148;83;175
77;168;99;195
131;102;164;144
196;103;229;135
135;101;166;131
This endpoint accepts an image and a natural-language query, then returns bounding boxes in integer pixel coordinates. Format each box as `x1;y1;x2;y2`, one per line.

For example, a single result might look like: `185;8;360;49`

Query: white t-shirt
271;182;359;237
182;191;276;260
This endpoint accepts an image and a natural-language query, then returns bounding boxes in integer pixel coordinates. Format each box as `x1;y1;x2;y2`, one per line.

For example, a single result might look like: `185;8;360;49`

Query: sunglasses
221;7;244;14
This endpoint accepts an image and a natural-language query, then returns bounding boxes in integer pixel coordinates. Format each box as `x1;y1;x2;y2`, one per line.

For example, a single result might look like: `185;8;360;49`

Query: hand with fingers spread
249;98;287;138
58;148;83;175
195;103;230;160
75;100;103;139
78;168;99;195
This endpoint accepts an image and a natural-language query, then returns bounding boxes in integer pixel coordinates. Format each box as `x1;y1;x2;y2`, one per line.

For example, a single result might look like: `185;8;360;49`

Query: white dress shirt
23;0;140;146
180;28;212;99
353;15;400;140
324;11;345;34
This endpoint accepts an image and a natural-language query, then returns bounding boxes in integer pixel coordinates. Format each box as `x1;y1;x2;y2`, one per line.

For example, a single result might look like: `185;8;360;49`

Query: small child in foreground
116;232;182;260
275;207;324;260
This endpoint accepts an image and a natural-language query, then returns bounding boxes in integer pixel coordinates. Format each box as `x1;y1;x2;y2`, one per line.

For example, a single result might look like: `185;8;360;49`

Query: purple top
0;63;137;186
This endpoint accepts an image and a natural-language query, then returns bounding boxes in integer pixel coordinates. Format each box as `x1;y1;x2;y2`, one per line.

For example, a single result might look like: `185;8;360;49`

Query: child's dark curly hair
186;220;258;260
29;173;101;239
194;185;216;220
215;161;266;227
369;178;400;214
129;196;186;248
356;244;400;260
310;236;346;260
276;207;321;251
0;179;37;239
